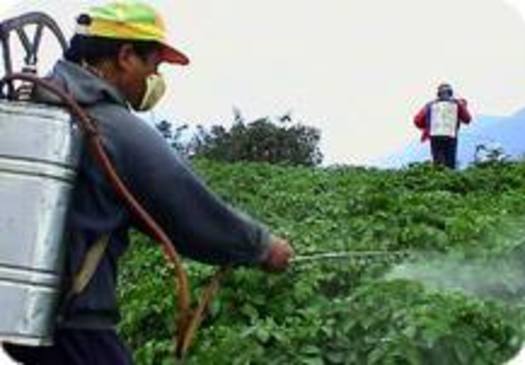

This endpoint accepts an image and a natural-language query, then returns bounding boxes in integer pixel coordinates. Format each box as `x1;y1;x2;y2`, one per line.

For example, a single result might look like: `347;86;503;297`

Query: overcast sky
1;0;525;165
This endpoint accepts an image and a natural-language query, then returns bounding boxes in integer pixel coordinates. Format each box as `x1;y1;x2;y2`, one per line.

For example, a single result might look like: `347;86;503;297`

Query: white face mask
136;73;167;111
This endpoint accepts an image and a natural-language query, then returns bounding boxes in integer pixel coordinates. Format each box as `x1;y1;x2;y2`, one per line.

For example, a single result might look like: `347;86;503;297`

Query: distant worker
413;83;472;169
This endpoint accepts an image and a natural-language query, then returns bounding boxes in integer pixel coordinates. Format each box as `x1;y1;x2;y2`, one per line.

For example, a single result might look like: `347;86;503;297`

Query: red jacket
413;99;472;142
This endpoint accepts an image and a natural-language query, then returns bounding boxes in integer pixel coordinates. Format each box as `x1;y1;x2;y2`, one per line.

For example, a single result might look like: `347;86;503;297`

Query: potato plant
118;160;525;364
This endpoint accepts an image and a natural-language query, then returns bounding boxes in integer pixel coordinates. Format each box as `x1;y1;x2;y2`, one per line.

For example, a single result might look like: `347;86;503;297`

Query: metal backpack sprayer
0;12;78;347
0;11;228;360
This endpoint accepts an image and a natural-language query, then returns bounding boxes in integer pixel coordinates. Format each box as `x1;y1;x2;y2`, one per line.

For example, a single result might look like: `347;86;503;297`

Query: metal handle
0;12;68;99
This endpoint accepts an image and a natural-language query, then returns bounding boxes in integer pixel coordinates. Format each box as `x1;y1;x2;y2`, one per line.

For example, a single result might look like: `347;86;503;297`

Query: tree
155;120;190;155
189;109;323;166
156;120;173;140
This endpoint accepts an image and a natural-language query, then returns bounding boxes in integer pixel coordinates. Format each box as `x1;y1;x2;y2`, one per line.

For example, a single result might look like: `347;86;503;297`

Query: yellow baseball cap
75;1;189;65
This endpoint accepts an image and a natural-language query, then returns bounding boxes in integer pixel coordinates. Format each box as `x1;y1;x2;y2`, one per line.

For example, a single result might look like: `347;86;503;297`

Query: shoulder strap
56;234;110;323
70;234;110;295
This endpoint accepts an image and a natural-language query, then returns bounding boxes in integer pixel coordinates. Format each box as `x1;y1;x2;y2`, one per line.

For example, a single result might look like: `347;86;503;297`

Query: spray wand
292;250;412;265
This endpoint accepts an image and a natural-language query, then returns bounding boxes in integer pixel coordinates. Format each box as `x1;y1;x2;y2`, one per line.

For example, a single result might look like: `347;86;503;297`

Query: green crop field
118;160;525;364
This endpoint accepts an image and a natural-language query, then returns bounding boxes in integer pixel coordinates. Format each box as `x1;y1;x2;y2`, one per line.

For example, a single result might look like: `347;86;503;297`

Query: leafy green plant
118;160;525;364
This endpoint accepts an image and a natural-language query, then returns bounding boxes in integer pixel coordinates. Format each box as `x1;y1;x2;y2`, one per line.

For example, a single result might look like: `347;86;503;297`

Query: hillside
118;160;525;364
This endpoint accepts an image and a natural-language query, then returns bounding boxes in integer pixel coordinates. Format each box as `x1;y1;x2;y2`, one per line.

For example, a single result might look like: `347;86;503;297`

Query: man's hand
261;236;294;273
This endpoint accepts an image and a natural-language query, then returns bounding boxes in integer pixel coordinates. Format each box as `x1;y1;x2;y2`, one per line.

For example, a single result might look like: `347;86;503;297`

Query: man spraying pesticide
0;2;293;364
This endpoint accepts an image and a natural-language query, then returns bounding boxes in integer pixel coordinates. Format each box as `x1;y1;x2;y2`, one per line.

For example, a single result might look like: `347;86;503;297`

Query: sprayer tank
0;100;81;346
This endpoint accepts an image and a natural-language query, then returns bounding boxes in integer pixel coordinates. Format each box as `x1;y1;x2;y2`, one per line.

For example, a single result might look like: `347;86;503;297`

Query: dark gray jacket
35;60;270;329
